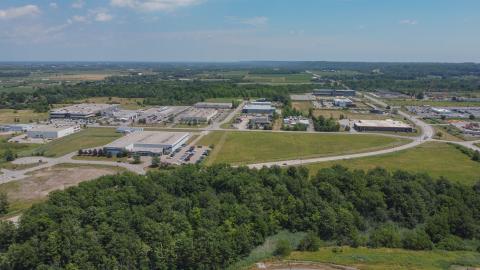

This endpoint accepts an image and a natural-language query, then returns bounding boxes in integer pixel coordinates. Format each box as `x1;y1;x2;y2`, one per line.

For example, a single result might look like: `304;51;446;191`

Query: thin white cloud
49;3;58;9
71;15;87;23
72;0;85;9
226;16;268;27
0;5;40;20
110;0;202;12
95;12;113;22
399;19;418;25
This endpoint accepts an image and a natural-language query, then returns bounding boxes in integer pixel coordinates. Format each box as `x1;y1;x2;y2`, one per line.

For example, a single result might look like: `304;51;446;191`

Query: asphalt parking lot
163;144;210;165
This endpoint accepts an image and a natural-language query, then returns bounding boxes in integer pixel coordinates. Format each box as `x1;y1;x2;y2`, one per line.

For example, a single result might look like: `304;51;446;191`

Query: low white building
179;108;218;123
27;125;80;139
0;124;34;132
194;102;233;109
104;131;190;155
333;98;354;108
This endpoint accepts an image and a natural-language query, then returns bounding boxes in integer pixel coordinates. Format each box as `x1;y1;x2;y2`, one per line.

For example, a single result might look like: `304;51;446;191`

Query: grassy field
306;142;480;185
0;109;49;124
34;128;121;157
387;99;480;107
196;131;409;165
287;247;480;270
291;101;313;113
0;136;40;167
244;73;312;83
78;97;146;109
432;125;464;141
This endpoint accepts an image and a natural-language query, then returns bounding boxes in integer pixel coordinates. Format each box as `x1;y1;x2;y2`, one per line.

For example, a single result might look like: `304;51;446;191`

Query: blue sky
0;0;479;62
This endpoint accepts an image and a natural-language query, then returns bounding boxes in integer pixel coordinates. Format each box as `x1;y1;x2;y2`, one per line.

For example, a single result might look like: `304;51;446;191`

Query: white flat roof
51;103;118;115
105;131;189;148
29;125;76;132
354;119;411;128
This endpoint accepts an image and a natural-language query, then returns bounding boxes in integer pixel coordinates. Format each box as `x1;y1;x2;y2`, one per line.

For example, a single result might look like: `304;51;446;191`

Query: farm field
78;97;146;109
313;109;393;120
0;163;125;217
386;99;480;107
287;247;480;270
33;128;121;157
197;131;409;165
306;142;480;185
244;73;312;83
0;109;49;124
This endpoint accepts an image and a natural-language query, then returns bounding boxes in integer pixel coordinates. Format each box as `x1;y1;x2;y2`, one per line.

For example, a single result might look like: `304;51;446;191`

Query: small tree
274;240;292;257
4;149;15;162
132;154;141;164
78;149;84;156
472;151;480;162
298;232;321;252
0;192;9;215
469;114;475;120
106;151;113;158
151;155;160;167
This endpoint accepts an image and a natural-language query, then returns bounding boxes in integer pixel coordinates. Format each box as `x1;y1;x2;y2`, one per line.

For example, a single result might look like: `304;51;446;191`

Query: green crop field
306;142;480;185
0;109;49;124
288;247;480;270
34;128;121;157
197;131;409;165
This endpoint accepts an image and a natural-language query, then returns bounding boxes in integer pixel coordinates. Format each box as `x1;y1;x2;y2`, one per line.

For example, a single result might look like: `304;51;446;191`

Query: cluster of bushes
451;144;480;162
282;123;308;131
312;115;340;132
0;165;478;269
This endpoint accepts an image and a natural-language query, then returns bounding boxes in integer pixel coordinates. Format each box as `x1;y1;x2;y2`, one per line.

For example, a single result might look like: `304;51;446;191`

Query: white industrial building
104;131;190;155
27;125;81;139
333;98;354;108
50;103;119;119
138;106;189;124
0;124;34;132
194;102;233;109
242;103;275;115
354;119;413;132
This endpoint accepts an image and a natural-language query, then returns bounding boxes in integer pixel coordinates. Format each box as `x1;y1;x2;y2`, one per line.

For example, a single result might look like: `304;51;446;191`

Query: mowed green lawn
35;128;121;157
288;247;480;270
306;142;480;185
197;131;409;165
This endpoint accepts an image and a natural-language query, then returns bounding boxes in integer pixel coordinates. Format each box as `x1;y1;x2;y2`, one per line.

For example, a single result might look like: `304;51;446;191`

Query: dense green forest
0;79;310;111
0;165;478;269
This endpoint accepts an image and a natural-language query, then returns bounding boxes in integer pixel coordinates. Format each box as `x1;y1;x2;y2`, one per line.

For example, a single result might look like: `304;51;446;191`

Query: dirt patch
0;164;124;214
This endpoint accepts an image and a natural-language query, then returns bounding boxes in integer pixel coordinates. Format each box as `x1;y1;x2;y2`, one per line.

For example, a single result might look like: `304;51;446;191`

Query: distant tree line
0;79;310;111
0;165;478;269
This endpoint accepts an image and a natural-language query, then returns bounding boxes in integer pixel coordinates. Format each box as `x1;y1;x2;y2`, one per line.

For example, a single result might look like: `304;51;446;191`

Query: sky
0;0;479;62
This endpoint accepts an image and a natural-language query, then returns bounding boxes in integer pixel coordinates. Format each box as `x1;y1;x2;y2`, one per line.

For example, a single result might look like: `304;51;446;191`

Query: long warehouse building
354;119;413;132
104;131;190;155
50;103;119;119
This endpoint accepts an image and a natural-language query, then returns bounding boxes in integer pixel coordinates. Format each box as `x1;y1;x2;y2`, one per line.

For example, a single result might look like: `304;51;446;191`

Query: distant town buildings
179;108;218;123
313;89;356;97
194;102;233;109
50;104;119;119
0;124;34;132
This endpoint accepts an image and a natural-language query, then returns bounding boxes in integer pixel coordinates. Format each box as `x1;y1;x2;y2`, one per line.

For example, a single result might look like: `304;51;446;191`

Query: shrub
298;232;321;252
436;235;466;251
402;229;433;250
274;240;292;257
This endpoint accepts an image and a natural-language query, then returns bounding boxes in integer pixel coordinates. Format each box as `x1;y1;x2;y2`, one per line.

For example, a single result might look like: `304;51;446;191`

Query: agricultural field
313;109;392;120
0;109;49;124
386;99;480;107
0;163;125;217
197;131;409;165
77;97;146;109
287;247;480;270
244;73;312;83
306;142;480;185
34;128;121;157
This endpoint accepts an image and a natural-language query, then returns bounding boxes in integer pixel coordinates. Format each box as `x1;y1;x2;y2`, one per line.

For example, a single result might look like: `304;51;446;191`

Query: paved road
0;152;147;184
